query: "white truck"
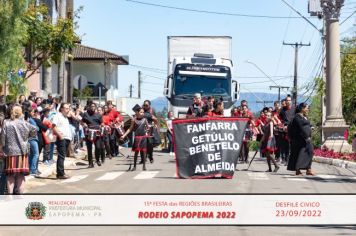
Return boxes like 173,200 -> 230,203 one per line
164,36 -> 239,118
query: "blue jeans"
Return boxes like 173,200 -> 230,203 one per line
29,140 -> 39,174
167,132 -> 173,152
49,142 -> 55,161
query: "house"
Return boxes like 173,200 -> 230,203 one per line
72,44 -> 129,102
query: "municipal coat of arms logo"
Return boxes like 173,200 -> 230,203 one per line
25,202 -> 46,220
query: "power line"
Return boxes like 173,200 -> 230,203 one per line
235,75 -> 294,78
141,88 -> 161,93
340,10 -> 356,25
142,81 -> 164,85
143,74 -> 166,80
129,64 -> 166,73
239,76 -> 292,85
274,0 -> 294,76
125,0 -> 312,19
280,0 -> 321,32
240,86 -> 264,102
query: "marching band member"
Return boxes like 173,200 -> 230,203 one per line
143,100 -> 158,164
106,101 -> 123,157
272,101 -> 283,163
208,99 -> 224,117
121,105 -> 150,171
239,105 -> 254,162
101,105 -> 113,159
81,103 -> 105,168
260,111 -> 280,172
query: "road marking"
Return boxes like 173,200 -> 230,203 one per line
95,172 -> 125,181
283,176 -> 309,181
61,175 -> 88,183
247,172 -> 269,180
134,171 -> 159,179
316,175 -> 338,179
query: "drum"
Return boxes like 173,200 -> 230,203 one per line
115,124 -> 129,145
86,128 -> 100,143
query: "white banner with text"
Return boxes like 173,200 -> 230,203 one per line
0,195 -> 355,225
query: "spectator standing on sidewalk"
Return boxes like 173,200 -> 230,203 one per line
41,108 -> 54,165
28,108 -> 41,176
52,103 -> 72,179
166,111 -> 175,156
1,105 -> 37,194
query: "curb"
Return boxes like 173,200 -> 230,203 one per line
37,157 -> 87,178
313,156 -> 356,170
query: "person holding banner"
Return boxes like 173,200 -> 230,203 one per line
210,99 -> 224,117
260,111 -> 279,172
121,105 -> 150,171
203,96 -> 215,116
186,93 -> 205,118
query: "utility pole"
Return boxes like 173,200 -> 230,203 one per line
138,71 -> 141,99
283,42 -> 311,107
129,84 -> 133,98
269,85 -> 290,102
256,100 -> 274,108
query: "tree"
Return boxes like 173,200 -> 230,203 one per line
22,1 -> 76,80
0,0 -> 27,97
341,37 -> 356,125
0,0 -> 77,101
309,77 -> 324,148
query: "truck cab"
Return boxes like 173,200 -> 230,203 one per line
164,53 -> 239,118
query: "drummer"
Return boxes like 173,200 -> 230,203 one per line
81,103 -> 105,168
100,105 -> 112,159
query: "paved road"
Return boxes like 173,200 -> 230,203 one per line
25,150 -> 356,194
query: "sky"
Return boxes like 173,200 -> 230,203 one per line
74,0 -> 355,101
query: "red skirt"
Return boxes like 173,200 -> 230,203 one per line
261,137 -> 277,154
4,154 -> 30,175
132,135 -> 148,152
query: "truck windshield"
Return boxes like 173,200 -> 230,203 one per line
174,74 -> 230,97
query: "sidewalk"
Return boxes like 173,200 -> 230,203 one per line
31,149 -> 88,179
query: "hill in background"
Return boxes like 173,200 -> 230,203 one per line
151,92 -> 306,113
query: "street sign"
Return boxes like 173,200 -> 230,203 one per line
73,74 -> 88,90
93,82 -> 108,96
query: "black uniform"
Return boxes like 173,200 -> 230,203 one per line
279,106 -> 295,163
81,112 -> 105,166
143,108 -> 155,163
287,114 -> 313,171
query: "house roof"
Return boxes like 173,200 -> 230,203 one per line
73,44 -> 129,65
